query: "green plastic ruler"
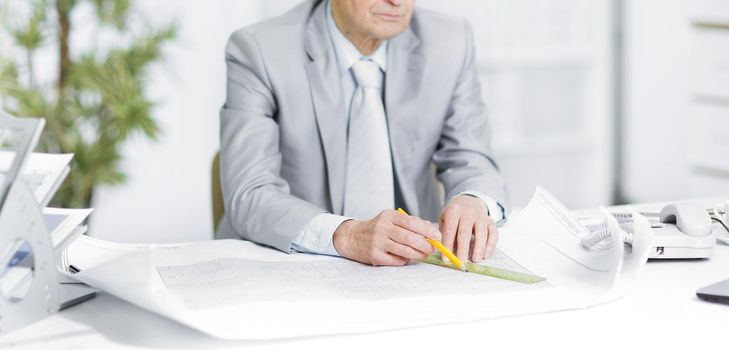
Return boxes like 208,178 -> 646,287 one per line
420,254 -> 546,284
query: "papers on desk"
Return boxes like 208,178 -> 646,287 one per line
0,152 -> 73,207
0,151 -> 91,253
0,208 -> 93,299
503,187 -> 655,301
45,208 -> 94,253
1,114 -> 97,333
0,148 -> 92,299
64,187 -> 654,340
0,150 -> 93,250
155,249 -> 548,310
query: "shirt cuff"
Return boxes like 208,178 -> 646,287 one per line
456,190 -> 506,223
291,213 -> 351,256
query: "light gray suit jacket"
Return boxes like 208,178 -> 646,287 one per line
217,0 -> 508,252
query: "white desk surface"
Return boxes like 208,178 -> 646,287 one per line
2,199 -> 728,350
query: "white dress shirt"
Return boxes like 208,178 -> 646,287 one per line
291,0 -> 504,255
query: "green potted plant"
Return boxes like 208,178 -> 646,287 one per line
0,0 -> 177,209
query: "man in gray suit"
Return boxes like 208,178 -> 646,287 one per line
217,0 -> 508,267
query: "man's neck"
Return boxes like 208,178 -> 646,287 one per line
331,1 -> 381,55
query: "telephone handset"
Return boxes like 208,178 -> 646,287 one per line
581,202 -> 719,259
650,203 -> 715,259
658,203 -> 712,236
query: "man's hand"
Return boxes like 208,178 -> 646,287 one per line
440,195 -> 498,263
332,209 -> 442,266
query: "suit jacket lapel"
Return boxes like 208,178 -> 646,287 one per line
304,1 -> 347,214
386,26 -> 425,214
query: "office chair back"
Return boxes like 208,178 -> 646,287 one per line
211,152 -> 225,233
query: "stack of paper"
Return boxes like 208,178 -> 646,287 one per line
0,155 -> 93,298
0,150 -> 94,244
63,187 -> 655,340
0,152 -> 72,207
1,112 -> 94,300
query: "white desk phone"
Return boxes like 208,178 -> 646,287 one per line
580,201 -> 729,259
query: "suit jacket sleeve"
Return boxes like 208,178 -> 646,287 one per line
432,20 -> 509,211
219,29 -> 326,252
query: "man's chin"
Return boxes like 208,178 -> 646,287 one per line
370,23 -> 410,40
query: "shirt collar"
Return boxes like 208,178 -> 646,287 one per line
326,0 -> 388,77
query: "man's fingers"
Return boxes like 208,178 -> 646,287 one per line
484,223 -> 499,259
392,211 -> 441,240
389,226 -> 434,256
440,214 -> 458,255
383,239 -> 428,261
455,216 -> 473,262
372,251 -> 409,266
472,219 -> 487,263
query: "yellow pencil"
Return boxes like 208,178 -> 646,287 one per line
396,208 -> 468,272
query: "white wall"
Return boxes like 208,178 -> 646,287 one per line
622,0 -> 729,203
419,0 -> 615,209
89,1 -> 287,243
84,0 -> 615,243
622,0 -> 692,203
